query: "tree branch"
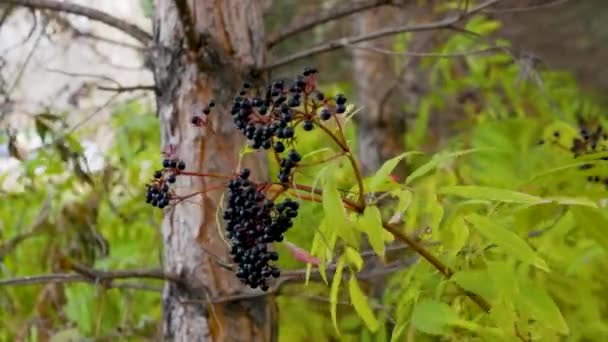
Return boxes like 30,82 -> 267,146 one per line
97,84 -> 157,93
0,268 -> 181,287
266,0 -> 393,48
2,0 -> 151,44
263,0 -> 503,70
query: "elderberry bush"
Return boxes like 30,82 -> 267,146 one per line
223,168 -> 299,290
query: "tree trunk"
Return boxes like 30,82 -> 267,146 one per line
352,5 -> 432,178
152,1 -> 275,341
352,6 -> 406,177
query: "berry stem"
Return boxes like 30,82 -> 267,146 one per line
177,171 -> 234,180
314,122 -> 366,210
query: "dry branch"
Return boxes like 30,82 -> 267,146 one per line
2,0 -> 151,44
266,0 -> 394,48
263,0 -> 503,70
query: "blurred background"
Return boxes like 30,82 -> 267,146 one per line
1,0 -> 607,341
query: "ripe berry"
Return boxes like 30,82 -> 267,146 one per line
274,141 -> 285,153
288,150 -> 301,163
283,127 -> 294,138
167,174 -> 176,183
303,121 -> 314,131
240,168 -> 251,180
336,94 -> 347,105
162,159 -> 171,168
177,161 -> 186,170
191,116 -> 203,125
316,92 -> 325,101
336,104 -> 346,114
320,108 -> 331,120
154,170 -> 163,179
203,107 -> 211,115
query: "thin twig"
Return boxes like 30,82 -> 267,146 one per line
3,0 -> 151,44
267,0 -> 392,48
97,85 -> 156,93
482,0 -> 571,13
263,0 -> 503,70
0,268 -> 181,287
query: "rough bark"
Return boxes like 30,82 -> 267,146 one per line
152,1 -> 275,341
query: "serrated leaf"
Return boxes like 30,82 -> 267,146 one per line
330,255 -> 346,335
368,151 -> 421,192
356,206 -> 384,257
349,275 -> 380,332
466,214 -> 549,271
439,185 -> 547,204
411,299 -> 458,335
517,282 -> 569,334
406,149 -> 485,185
345,246 -> 363,271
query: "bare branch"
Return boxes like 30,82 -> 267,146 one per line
97,84 -> 157,93
483,0 -> 571,13
263,0 -> 503,70
2,0 -> 151,44
266,0 -> 393,48
0,268 -> 180,287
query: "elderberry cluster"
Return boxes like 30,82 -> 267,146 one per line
223,169 -> 299,290
144,158 -> 186,209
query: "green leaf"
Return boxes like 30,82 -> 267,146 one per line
323,174 -> 346,228
517,281 -> 569,334
345,246 -> 363,271
465,214 -> 549,271
571,206 -> 608,251
349,275 -> 380,332
545,196 -> 598,208
406,149 -> 486,185
330,255 -> 346,335
452,269 -> 495,300
442,216 -> 469,259
368,151 -> 421,191
356,206 -> 385,257
439,185 -> 547,204
411,299 -> 458,335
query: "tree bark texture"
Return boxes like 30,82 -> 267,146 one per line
152,1 -> 275,341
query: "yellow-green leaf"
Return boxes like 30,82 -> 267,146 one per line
345,246 -> 364,271
517,282 -> 569,334
330,255 -> 346,334
356,206 -> 385,257
349,275 -> 380,332
440,185 -> 547,204
411,299 -> 459,335
466,214 -> 549,271
406,149 -> 485,185
368,151 -> 421,192
571,206 -> 608,251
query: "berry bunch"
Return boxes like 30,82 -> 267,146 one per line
144,158 -> 186,209
223,168 -> 299,290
